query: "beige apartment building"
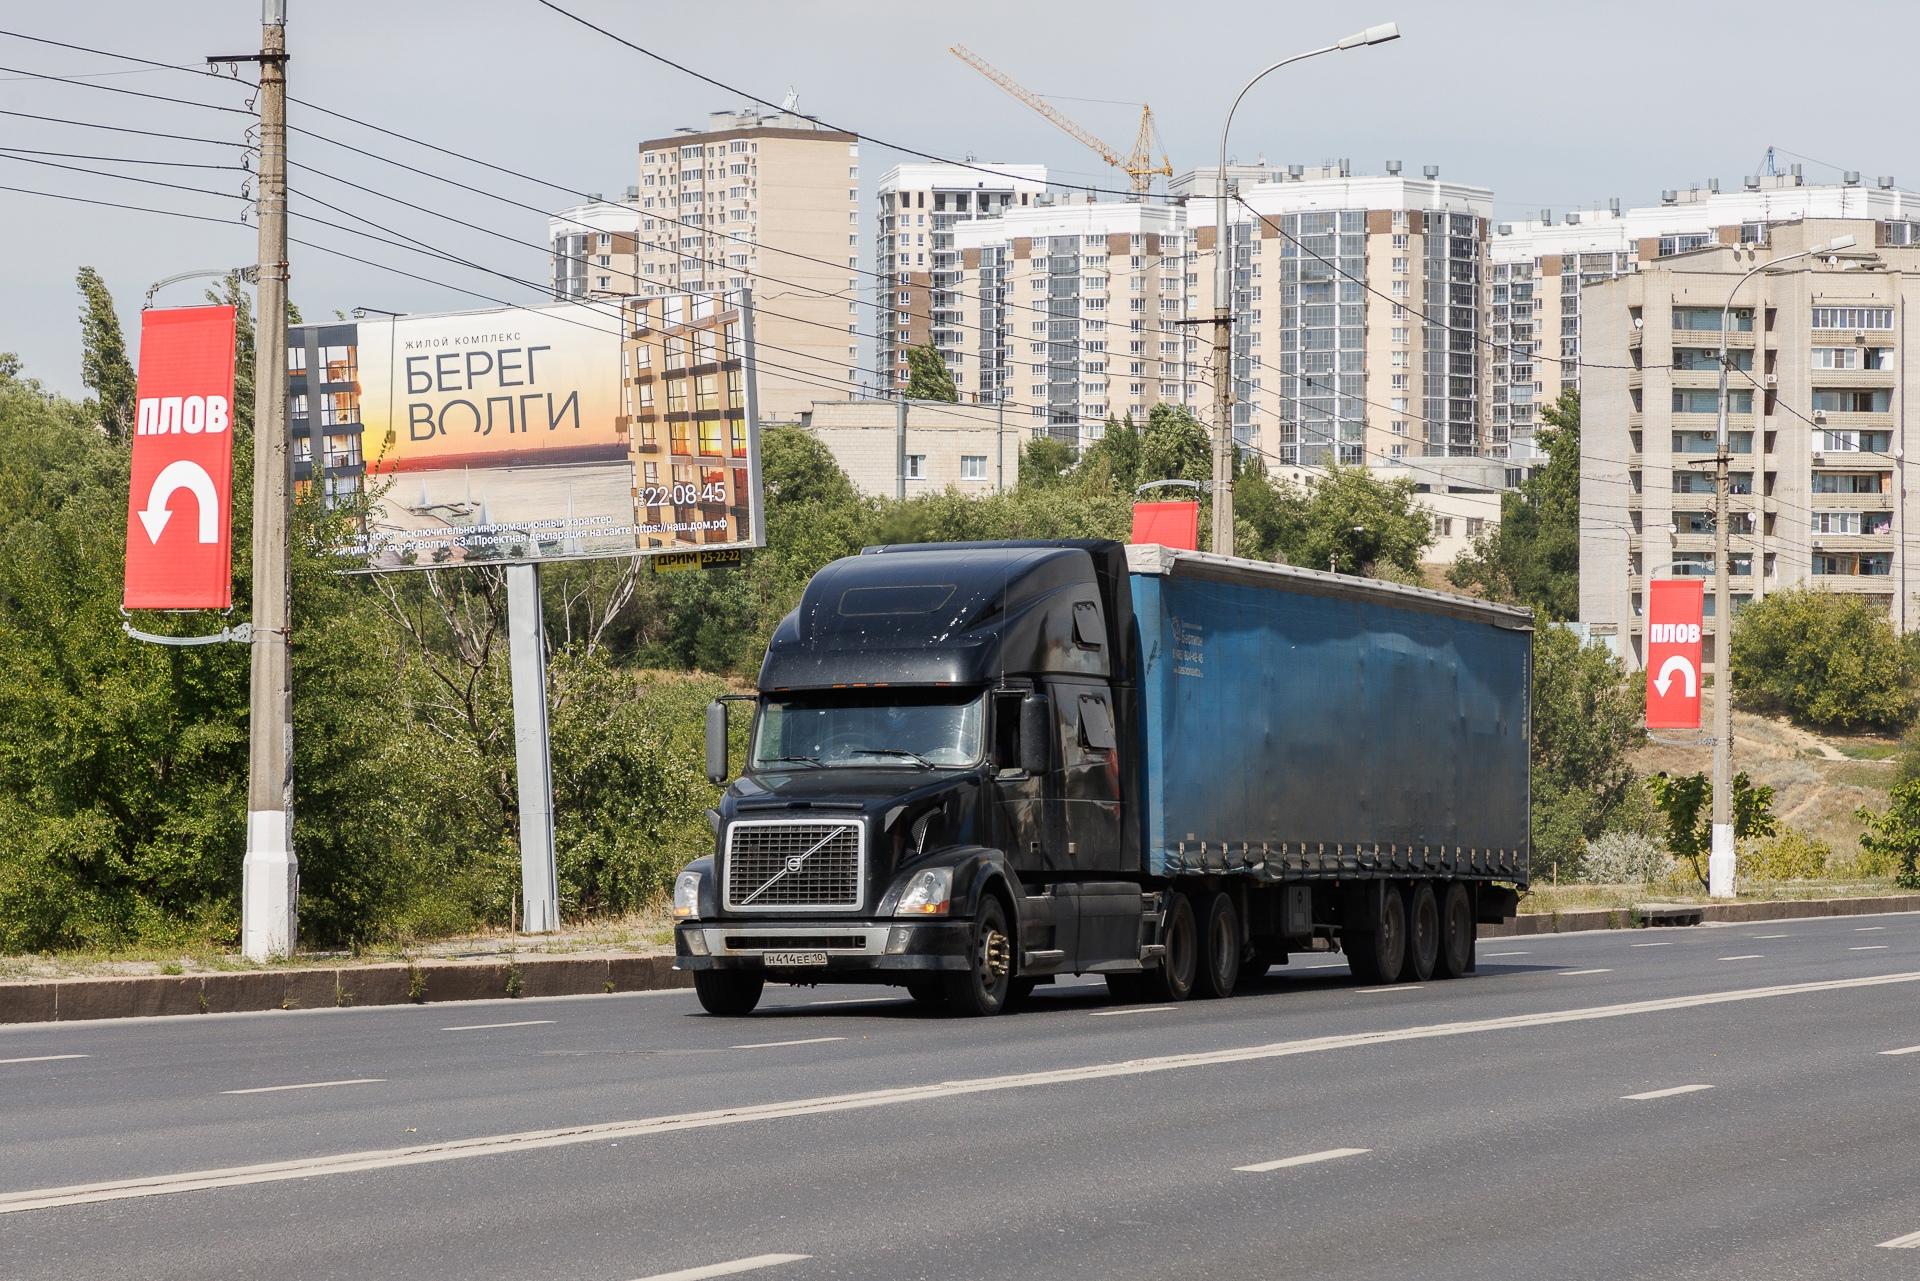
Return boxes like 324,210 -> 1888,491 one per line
1494,172 -> 1920,459
954,200 -> 1199,447
1580,217 -> 1920,670
876,163 -> 1047,402
631,109 -> 861,422
549,194 -> 642,300
799,399 -> 1020,497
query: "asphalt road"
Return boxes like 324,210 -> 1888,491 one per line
4,911 -> 1920,1281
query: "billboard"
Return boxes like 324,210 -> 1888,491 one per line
124,305 -> 238,609
1645,578 -> 1705,730
290,294 -> 763,571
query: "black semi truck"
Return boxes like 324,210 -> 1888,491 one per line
672,540 -> 1530,1016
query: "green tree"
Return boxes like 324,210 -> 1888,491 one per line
1249,463 -> 1435,576
1529,624 -> 1648,879
1019,435 -> 1078,488
1729,587 -> 1916,731
1448,389 -> 1580,617
76,266 -> 136,442
903,344 -> 958,402
759,425 -> 858,508
1647,771 -> 1777,891
1858,779 -> 1920,889
1136,403 -> 1211,488
1077,414 -> 1141,494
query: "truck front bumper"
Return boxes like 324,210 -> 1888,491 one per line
674,918 -> 973,974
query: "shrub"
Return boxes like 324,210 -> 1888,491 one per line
1858,779 -> 1920,890
1730,587 -> 1917,731
1737,828 -> 1831,881
1581,831 -> 1673,885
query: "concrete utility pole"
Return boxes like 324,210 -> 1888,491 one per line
239,0 -> 295,961
1710,234 -> 1855,899
1211,22 -> 1400,559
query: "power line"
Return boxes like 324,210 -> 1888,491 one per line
0,62 -> 252,114
527,0 -> 1174,205
0,105 -> 250,147
0,145 -> 246,171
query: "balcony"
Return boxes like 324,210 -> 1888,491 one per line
1810,450 -> 1895,470
1805,368 -> 1895,388
1806,491 -> 1893,510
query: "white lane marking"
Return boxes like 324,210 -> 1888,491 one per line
1719,955 -> 1763,961
1483,950 -> 1530,957
1851,946 -> 1890,952
1560,968 -> 1613,976
220,1078 -> 384,1096
1088,1006 -> 1175,1017
1630,942 -> 1675,948
11,969 -> 1920,1216
806,996 -> 899,1007
731,1037 -> 846,1051
1857,926 -> 1888,932
1623,1083 -> 1714,1101
629,1254 -> 811,1280
1356,985 -> 1424,994
1878,1045 -> 1920,1056
1877,1230 -> 1920,1249
1751,934 -> 1791,940
441,1019 -> 554,1032
0,1054 -> 88,1066
1235,1147 -> 1370,1173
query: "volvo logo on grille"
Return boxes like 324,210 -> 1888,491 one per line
785,856 -> 805,872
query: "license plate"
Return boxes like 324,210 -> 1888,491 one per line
763,950 -> 828,967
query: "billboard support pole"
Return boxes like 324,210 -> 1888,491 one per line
506,562 -> 560,934
239,0 -> 295,962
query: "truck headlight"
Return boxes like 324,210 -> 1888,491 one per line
672,870 -> 703,920
893,867 -> 953,916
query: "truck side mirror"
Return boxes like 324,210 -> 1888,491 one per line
1019,693 -> 1051,776
705,700 -> 730,785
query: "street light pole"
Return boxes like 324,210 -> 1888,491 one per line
1212,22 -> 1399,558
1710,233 -> 1855,899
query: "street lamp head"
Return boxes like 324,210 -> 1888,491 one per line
1814,233 -> 1858,254
1338,21 -> 1401,49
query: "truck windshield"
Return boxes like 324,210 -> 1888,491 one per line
750,690 -> 985,770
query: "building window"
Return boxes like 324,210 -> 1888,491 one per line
1812,306 -> 1894,330
960,454 -> 987,481
906,454 -> 926,479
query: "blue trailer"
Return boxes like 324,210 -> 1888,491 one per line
675,540 -> 1532,1016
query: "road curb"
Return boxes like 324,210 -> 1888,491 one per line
0,951 -> 690,1026
1482,893 -> 1920,938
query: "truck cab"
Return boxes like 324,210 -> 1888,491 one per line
673,540 -> 1147,1016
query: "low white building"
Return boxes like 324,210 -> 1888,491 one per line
798,399 -> 1021,498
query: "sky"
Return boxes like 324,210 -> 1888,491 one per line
5,0 -> 1920,398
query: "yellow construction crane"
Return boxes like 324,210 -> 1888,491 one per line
949,44 -> 1172,196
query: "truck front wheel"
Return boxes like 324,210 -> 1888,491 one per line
694,970 -> 764,1016
943,896 -> 1014,1016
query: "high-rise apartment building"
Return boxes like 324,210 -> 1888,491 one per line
954,200 -> 1198,445
1186,165 -> 1496,467
1494,173 -> 1920,457
548,193 -> 642,301
1579,217 -> 1920,671
628,109 -> 861,422
875,163 -> 1047,401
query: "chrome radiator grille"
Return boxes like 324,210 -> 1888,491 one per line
723,819 -> 864,912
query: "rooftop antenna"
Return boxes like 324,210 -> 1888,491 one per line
1762,145 -> 1778,178
780,85 -> 799,113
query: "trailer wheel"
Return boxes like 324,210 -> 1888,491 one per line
1193,892 -> 1242,999
942,895 -> 1014,1017
905,978 -> 948,1009
1345,888 -> 1406,985
1405,882 -> 1440,983
693,970 -> 764,1017
1436,882 -> 1475,979
1143,892 -> 1198,1002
